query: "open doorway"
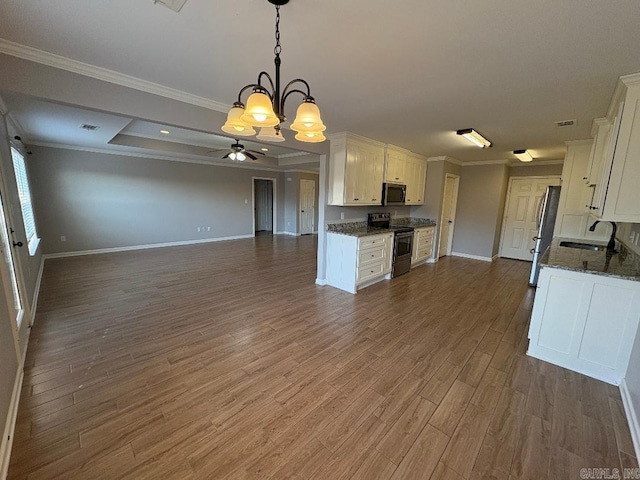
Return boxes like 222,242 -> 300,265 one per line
253,178 -> 276,235
438,173 -> 460,257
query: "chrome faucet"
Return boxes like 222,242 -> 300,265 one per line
588,220 -> 617,252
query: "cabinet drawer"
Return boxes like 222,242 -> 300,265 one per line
417,247 -> 432,260
357,261 -> 385,283
359,235 -> 390,250
358,246 -> 386,265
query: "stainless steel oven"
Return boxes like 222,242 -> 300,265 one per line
367,213 -> 414,278
392,229 -> 414,277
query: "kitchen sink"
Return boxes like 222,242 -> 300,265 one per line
559,241 -> 607,251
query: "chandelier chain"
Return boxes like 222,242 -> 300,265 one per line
274,5 -> 282,56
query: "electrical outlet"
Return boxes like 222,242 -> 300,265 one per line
60,235 -> 66,242
634,232 -> 639,246
340,212 -> 345,220
196,227 -> 201,232
206,227 -> 211,232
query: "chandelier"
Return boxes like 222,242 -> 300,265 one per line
221,0 -> 326,143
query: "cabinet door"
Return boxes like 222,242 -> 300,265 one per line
344,142 -> 384,205
385,149 -> 406,183
405,158 -> 426,205
590,102 -> 623,217
603,83 -> 640,222
411,229 -> 421,263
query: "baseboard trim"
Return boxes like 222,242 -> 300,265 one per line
315,278 -> 327,286
426,258 -> 438,263
278,232 -> 301,237
620,379 -> 640,460
451,252 -> 495,262
42,234 -> 255,259
0,366 -> 25,480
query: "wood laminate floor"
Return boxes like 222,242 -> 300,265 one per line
8,234 -> 639,479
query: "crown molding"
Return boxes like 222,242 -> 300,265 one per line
461,159 -> 510,167
283,169 -> 320,175
565,139 -> 593,146
426,156 -> 463,165
28,141 -> 287,172
0,39 -> 231,113
326,132 -> 386,148
510,159 -> 564,167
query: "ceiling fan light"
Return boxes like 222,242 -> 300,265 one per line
513,149 -> 534,162
295,130 -> 326,143
256,126 -> 286,142
290,100 -> 326,132
236,152 -> 246,161
240,91 -> 279,127
221,105 -> 256,136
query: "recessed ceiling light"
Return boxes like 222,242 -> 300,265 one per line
160,129 -> 170,135
261,148 -> 269,152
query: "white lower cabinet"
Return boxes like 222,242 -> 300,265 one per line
528,267 -> 640,385
326,232 -> 394,294
411,226 -> 435,266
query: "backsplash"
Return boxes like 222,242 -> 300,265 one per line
618,223 -> 640,256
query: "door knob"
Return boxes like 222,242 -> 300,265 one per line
13,241 -> 23,247
530,248 -> 535,254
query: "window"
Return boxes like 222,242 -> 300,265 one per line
10,146 -> 39,255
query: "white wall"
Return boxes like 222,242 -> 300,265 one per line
28,146 -> 287,254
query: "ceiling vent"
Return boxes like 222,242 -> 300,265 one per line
79,124 -> 100,131
153,0 -> 187,12
555,119 -> 576,127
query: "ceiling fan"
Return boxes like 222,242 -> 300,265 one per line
210,139 -> 266,161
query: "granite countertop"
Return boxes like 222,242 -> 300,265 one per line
540,237 -> 640,282
327,217 -> 437,237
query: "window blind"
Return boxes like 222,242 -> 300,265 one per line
10,147 -> 39,251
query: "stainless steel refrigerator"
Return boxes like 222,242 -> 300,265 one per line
529,185 -> 562,286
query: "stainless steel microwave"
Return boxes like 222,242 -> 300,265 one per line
382,182 -> 406,206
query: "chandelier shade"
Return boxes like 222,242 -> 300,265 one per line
220,1 -> 326,143
221,104 -> 257,136
295,131 -> 326,143
257,126 -> 286,142
290,100 -> 326,133
240,90 -> 280,127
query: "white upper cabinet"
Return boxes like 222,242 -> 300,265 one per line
584,117 -> 611,187
384,145 -> 426,205
600,78 -> 640,222
384,145 -> 408,184
405,153 -> 427,205
329,133 -> 427,207
328,133 -> 385,206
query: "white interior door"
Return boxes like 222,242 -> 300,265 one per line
299,179 -> 315,235
499,177 -> 561,261
0,189 -> 23,338
438,174 -> 459,257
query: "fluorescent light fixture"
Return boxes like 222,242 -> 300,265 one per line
153,0 -> 188,13
513,149 -> 534,162
160,129 -> 170,135
261,148 -> 269,152
456,128 -> 492,148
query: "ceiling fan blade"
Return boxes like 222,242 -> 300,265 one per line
246,152 -> 258,161
247,150 -> 266,156
221,153 -> 230,159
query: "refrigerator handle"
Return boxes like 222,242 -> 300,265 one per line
535,191 -> 547,230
